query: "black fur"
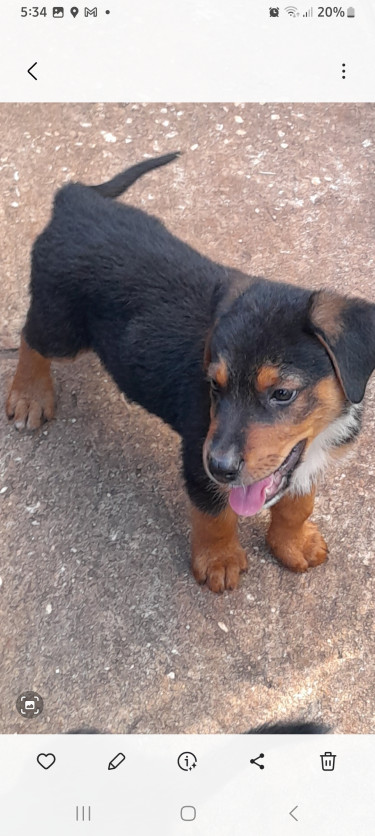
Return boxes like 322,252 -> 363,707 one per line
246,721 -> 329,734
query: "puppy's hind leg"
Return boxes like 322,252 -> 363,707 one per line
7,284 -> 88,431
6,333 -> 55,431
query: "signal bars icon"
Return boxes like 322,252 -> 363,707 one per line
303,6 -> 313,15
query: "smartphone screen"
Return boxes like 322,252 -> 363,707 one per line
0,2 -> 374,833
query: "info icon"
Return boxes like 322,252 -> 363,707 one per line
178,752 -> 197,772
16,691 -> 44,718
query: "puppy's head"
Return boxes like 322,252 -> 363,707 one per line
203,279 -> 375,516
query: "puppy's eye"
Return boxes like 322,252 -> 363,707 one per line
210,379 -> 220,395
270,388 -> 298,404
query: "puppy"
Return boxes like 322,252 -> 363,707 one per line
6,153 -> 375,592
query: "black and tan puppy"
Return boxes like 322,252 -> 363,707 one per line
6,153 -> 375,592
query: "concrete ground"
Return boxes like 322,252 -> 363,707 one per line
0,103 -> 374,735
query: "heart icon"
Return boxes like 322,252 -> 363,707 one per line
37,753 -> 56,770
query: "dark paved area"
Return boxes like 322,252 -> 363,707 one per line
0,103 -> 374,734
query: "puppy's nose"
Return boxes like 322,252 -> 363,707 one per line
207,449 -> 243,483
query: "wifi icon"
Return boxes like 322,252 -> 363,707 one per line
285,5 -> 299,15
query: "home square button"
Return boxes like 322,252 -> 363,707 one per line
181,806 -> 196,821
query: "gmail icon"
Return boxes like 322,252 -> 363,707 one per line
84,6 -> 98,15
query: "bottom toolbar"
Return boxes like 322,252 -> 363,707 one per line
0,734 -> 373,835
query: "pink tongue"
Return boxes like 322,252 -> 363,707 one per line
229,475 -> 275,517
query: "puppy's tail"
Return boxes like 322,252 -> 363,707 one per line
90,152 -> 181,199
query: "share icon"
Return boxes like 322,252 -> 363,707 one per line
250,753 -> 265,769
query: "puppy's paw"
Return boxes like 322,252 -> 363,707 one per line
301,522 -> 328,567
6,378 -> 55,431
267,521 -> 328,573
192,543 -> 248,593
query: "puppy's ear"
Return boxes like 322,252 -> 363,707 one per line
204,271 -> 250,371
308,290 -> 375,404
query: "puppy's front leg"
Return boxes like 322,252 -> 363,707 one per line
191,504 -> 248,593
266,489 -> 328,572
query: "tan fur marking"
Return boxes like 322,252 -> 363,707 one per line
207,358 -> 228,388
242,376 -> 345,481
256,365 -> 280,392
191,504 -> 247,592
215,360 -> 228,388
267,489 -> 328,572
6,335 -> 55,431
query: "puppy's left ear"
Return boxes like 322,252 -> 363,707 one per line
308,290 -> 375,404
203,270 -> 254,371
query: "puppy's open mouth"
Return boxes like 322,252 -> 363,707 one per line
229,439 -> 306,517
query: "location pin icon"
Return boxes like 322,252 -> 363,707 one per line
70,6 -> 79,16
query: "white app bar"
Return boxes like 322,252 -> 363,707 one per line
1,1 -> 375,101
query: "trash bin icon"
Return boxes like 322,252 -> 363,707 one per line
321,752 -> 336,771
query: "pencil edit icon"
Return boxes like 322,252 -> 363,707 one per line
108,752 -> 126,770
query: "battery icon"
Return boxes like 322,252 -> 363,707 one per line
347,6 -> 355,16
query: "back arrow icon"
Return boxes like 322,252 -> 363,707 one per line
289,805 -> 299,821
28,62 -> 38,80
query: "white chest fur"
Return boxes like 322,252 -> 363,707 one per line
289,402 -> 363,497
